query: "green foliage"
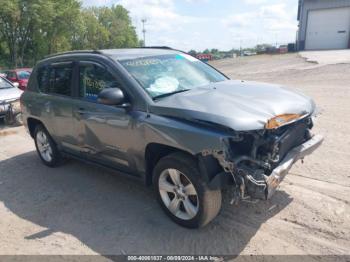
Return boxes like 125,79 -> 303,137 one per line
76,5 -> 138,50
0,0 -> 139,68
255,44 -> 273,52
188,50 -> 197,57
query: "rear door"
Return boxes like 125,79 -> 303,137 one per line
35,62 -> 80,152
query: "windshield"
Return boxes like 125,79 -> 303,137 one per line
17,71 -> 30,80
119,54 -> 227,99
0,77 -> 13,89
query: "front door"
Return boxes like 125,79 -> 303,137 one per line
72,61 -> 135,173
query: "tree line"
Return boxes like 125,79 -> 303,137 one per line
0,0 -> 140,68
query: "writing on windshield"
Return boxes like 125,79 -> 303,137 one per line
120,54 -> 226,99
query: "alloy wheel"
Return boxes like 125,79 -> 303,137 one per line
36,131 -> 53,162
158,168 -> 199,220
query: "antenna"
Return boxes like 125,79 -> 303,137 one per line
141,18 -> 147,47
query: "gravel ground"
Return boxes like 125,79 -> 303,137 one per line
0,53 -> 349,256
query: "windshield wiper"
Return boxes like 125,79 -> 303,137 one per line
153,89 -> 190,100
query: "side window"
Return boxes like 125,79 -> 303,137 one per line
37,67 -> 50,92
79,63 -> 120,102
37,64 -> 73,96
49,66 -> 73,96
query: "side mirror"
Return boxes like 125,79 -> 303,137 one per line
13,82 -> 20,88
97,88 -> 126,106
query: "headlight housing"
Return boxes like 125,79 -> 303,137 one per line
265,114 -> 304,129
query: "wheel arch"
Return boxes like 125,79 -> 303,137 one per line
27,117 -> 44,138
144,142 -> 223,187
144,143 -> 197,186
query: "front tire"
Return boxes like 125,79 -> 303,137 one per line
34,125 -> 62,167
153,152 -> 222,228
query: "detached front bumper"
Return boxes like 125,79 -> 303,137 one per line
0,103 -> 10,118
0,100 -> 21,118
266,134 -> 324,199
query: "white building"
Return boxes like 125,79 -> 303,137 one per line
297,0 -> 350,50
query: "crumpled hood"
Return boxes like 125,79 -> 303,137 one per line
150,80 -> 315,131
0,87 -> 23,102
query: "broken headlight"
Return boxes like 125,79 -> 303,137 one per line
265,114 -> 304,129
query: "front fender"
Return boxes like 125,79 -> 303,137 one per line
136,114 -> 235,184
141,114 -> 230,155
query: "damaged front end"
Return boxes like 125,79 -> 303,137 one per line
202,116 -> 323,202
0,98 -> 22,125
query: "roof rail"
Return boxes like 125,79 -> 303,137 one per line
43,47 -> 189,60
143,46 -> 173,50
44,50 -> 102,59
142,46 -> 189,55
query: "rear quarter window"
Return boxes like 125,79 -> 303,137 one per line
37,66 -> 50,93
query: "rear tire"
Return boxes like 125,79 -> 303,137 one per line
34,125 -> 62,167
153,152 -> 222,228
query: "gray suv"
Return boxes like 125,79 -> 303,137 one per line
21,48 -> 323,228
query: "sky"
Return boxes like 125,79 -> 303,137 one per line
82,0 -> 299,51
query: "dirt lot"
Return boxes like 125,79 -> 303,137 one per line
0,53 -> 349,256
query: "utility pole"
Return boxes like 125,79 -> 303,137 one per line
275,33 -> 278,47
141,19 -> 147,47
239,38 -> 242,56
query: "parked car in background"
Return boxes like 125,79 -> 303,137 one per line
21,48 -> 323,228
278,45 -> 288,54
196,53 -> 212,62
243,51 -> 257,56
0,76 -> 23,124
6,68 -> 32,90
0,70 -> 7,78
